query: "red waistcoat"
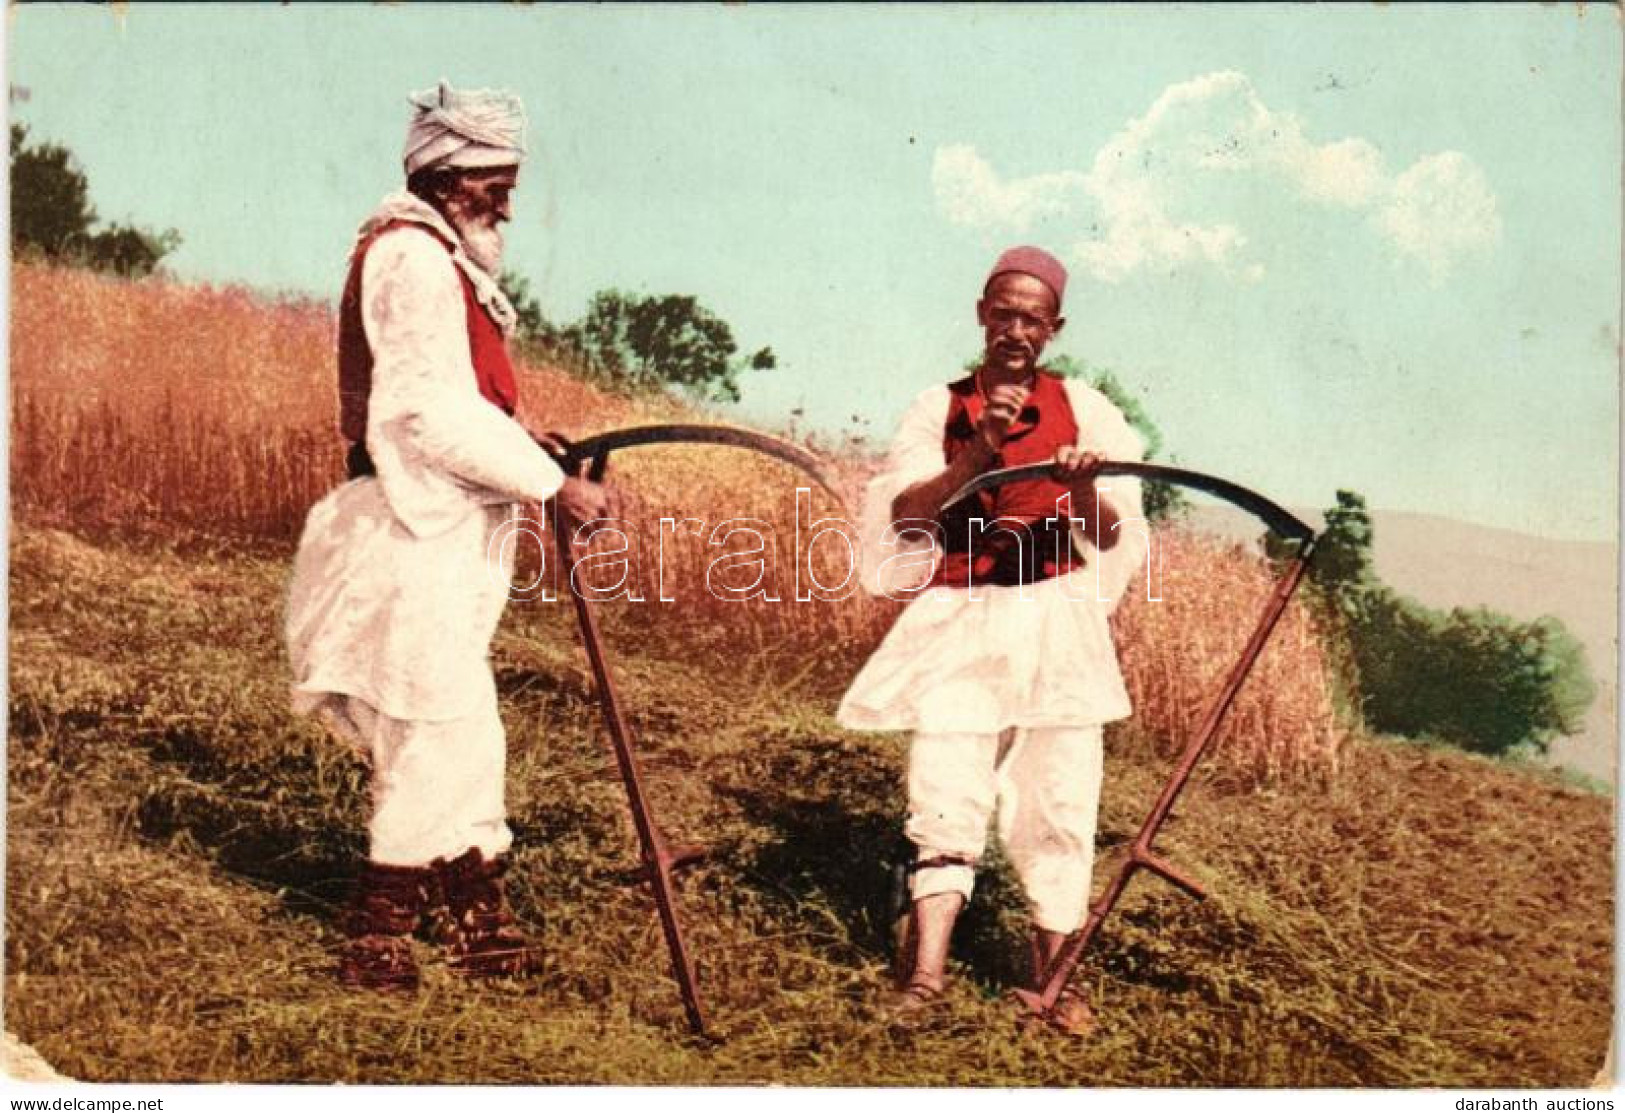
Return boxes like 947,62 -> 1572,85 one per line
930,369 -> 1081,589
337,220 -> 519,447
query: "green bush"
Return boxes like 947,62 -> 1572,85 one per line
1285,489 -> 1598,757
497,271 -> 774,404
1354,592 -> 1595,757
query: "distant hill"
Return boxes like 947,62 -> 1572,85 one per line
1188,506 -> 1618,783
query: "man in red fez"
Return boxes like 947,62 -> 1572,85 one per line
839,246 -> 1150,1035
286,83 -> 614,992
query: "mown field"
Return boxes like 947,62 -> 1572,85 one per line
5,263 -> 1614,1085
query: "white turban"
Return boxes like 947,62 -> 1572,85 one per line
402,81 -> 527,176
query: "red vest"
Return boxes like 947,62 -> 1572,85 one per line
931,369 -> 1081,589
337,220 -> 519,447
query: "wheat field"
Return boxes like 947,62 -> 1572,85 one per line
10,260 -> 1347,782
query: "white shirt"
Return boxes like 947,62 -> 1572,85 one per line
285,199 -> 565,723
837,378 -> 1150,733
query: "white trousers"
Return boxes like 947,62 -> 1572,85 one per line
321,693 -> 514,868
906,726 -> 1104,933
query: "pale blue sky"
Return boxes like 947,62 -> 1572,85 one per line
7,4 -> 1620,541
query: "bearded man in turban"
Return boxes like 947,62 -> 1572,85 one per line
286,82 -> 612,992
838,247 -> 1150,1035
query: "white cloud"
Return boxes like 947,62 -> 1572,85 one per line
1291,137 -> 1387,208
1373,152 -> 1503,282
931,144 -> 1083,232
1073,207 -> 1248,284
931,70 -> 1500,283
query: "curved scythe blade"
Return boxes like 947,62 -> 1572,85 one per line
554,423 -> 840,500
943,459 -> 1315,543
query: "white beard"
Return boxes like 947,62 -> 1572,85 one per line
458,220 -> 505,277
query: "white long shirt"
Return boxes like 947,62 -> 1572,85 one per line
286,197 -> 565,723
836,379 -> 1150,734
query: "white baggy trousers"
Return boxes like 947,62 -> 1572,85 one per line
321,690 -> 513,868
906,725 -> 1104,933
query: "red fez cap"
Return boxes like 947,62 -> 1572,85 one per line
986,245 -> 1068,307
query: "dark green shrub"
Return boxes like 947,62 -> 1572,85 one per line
1355,592 -> 1595,757
11,124 -> 179,277
1282,489 -> 1598,757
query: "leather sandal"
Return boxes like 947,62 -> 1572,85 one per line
879,975 -> 949,1029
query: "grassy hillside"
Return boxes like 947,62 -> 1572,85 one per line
7,523 -> 1612,1086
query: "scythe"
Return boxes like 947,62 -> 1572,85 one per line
541,425 -> 840,1040
937,460 -> 1319,1031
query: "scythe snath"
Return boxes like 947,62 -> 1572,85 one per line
542,425 -> 840,1040
939,460 -> 1319,1031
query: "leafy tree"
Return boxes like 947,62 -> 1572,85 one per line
495,275 -> 774,403
1266,488 -> 1376,618
498,268 -> 549,342
81,222 -> 181,279
10,123 -> 179,277
1314,489 -> 1377,590
497,268 -> 598,379
11,123 -> 93,258
572,289 -> 774,403
1356,593 -> 1595,757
